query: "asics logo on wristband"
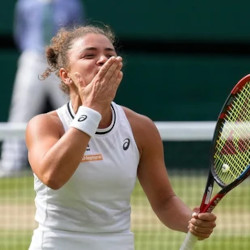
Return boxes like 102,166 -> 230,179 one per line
78,115 -> 87,122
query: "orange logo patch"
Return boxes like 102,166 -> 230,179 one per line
81,154 -> 103,162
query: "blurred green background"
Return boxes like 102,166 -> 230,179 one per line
1,0 -> 250,169
1,0 -> 250,122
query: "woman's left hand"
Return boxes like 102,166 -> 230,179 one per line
188,211 -> 217,240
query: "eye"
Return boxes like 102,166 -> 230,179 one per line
84,54 -> 95,59
106,54 -> 117,59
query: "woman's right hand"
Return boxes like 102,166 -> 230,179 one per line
75,56 -> 123,113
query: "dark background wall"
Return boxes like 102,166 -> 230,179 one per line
82,0 -> 250,121
1,0 -> 250,167
1,0 -> 250,121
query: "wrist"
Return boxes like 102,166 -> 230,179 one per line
70,106 -> 102,137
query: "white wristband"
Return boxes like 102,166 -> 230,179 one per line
70,106 -> 102,137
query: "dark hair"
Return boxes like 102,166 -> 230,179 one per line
41,24 -> 116,94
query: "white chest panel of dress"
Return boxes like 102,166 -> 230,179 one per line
34,102 -> 140,235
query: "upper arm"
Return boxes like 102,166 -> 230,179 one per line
125,110 -> 176,211
26,114 -> 62,170
26,112 -> 91,189
125,108 -> 193,231
137,118 -> 175,209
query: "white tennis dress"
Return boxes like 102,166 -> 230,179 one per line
29,102 -> 140,250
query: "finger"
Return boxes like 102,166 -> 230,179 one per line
189,221 -> 215,232
117,70 -> 123,82
108,60 -> 123,85
188,222 -> 214,240
109,70 -> 123,96
198,212 -> 217,221
192,207 -> 200,214
189,227 -> 213,240
102,57 -> 123,83
73,72 -> 85,87
189,218 -> 216,229
191,211 -> 199,219
97,56 -> 118,79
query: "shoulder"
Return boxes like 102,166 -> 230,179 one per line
122,106 -> 156,130
26,111 -> 64,141
27,110 -> 61,127
121,106 -> 162,153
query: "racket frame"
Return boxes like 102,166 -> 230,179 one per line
201,74 -> 250,213
180,74 -> 250,250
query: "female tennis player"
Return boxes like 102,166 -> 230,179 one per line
26,24 -> 216,250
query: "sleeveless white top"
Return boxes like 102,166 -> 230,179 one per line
29,102 -> 140,250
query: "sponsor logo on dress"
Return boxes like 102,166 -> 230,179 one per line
123,138 -> 130,150
81,154 -> 103,162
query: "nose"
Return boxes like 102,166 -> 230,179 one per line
96,55 -> 108,65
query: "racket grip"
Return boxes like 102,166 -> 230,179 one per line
179,231 -> 198,250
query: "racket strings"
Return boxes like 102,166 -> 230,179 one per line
214,82 -> 250,185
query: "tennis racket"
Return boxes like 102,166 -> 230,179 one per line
180,74 -> 250,250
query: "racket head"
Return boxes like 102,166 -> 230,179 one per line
210,74 -> 250,188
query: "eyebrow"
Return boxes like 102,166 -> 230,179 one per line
82,47 -> 116,52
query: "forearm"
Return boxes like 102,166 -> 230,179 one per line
153,195 -> 192,233
32,128 -> 90,189
27,105 -> 102,189
154,195 -> 216,240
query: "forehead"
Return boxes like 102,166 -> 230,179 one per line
71,33 -> 115,51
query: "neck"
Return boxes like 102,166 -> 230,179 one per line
70,97 -> 112,129
98,105 -> 112,129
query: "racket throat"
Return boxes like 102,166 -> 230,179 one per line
200,184 -> 213,212
203,193 -> 224,213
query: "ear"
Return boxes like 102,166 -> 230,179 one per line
59,68 -> 73,85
